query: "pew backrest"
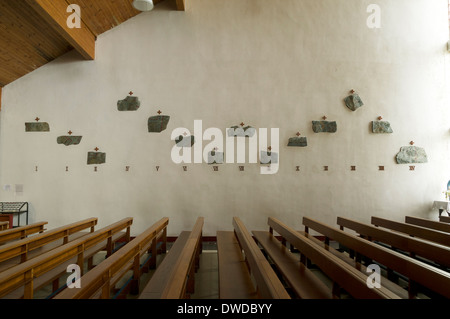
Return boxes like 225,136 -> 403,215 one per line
54,217 -> 169,299
0,222 -> 48,245
0,217 -> 98,264
232,217 -> 290,299
306,217 -> 450,298
268,217 -> 400,299
372,216 -> 450,247
0,217 -> 133,299
405,216 -> 450,234
337,216 -> 450,269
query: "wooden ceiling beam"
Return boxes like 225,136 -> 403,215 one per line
25,0 -> 95,60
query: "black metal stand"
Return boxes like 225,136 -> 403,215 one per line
0,202 -> 28,227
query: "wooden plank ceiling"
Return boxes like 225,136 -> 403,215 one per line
0,0 -> 180,88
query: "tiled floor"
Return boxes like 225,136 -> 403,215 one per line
191,250 -> 219,299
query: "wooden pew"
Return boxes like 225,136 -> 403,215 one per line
0,218 -> 98,272
139,217 -> 204,299
337,216 -> 450,270
252,230 -> 332,299
405,216 -> 450,233
305,217 -> 450,299
439,216 -> 450,223
54,217 -> 169,299
262,217 -> 400,299
216,231 -> 258,299
372,216 -> 450,247
0,222 -> 8,231
228,217 -> 290,299
0,222 -> 48,245
0,217 -> 133,299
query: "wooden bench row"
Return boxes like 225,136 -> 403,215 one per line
0,217 -> 133,299
4,213 -> 449,299
218,217 -> 398,299
258,217 -> 400,299
55,217 -> 169,299
0,221 -> 48,245
337,217 -> 450,271
228,217 -> 291,299
53,217 -> 204,299
0,218 -> 98,272
218,215 -> 450,299
314,217 -> 450,298
0,215 -> 207,299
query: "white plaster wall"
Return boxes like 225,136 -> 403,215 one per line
0,0 -> 449,236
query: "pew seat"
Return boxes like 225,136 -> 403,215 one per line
139,217 -> 204,299
216,231 -> 257,299
252,230 -> 332,299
